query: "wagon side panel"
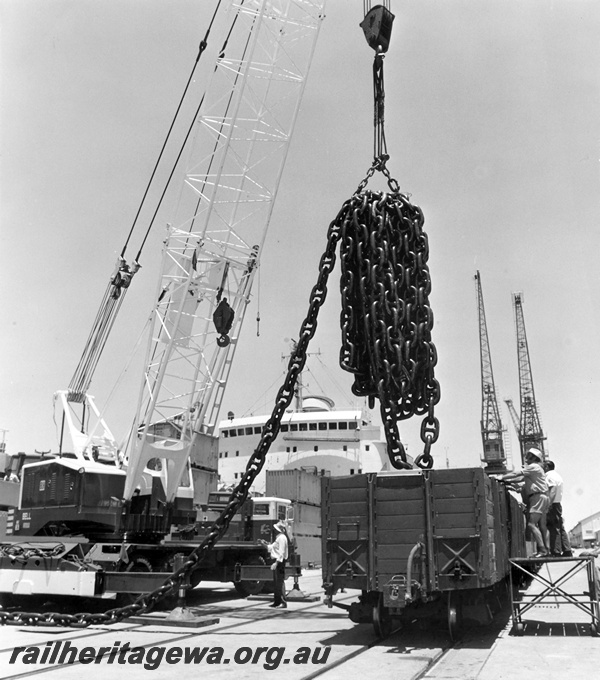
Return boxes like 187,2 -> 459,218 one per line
372,472 -> 429,608
322,474 -> 372,593
430,467 -> 501,591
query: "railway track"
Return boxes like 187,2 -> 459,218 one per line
0,581 -> 470,680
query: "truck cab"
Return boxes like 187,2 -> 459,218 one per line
196,493 -> 293,544
248,496 -> 294,543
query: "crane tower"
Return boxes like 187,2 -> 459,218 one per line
52,1 -> 326,508
474,272 -> 506,473
123,0 -> 326,502
513,292 -> 546,464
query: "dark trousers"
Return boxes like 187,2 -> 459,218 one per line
273,561 -> 286,605
547,502 -> 571,555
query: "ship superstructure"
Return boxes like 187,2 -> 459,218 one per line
218,394 -> 389,493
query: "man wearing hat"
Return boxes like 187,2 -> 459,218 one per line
260,521 -> 289,608
544,460 -> 573,557
501,447 -> 550,557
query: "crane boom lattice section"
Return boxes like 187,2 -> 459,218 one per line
505,398 -> 520,438
124,0 -> 326,502
513,292 -> 545,464
475,271 -> 505,471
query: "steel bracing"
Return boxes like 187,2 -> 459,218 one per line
504,398 -> 520,438
513,292 -> 545,464
124,0 -> 326,501
475,272 -> 506,471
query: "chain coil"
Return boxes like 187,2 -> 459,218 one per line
339,159 -> 440,469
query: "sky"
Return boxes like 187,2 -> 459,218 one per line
1,0 -> 599,530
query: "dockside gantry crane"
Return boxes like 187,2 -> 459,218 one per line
474,272 -> 506,473
512,292 -> 546,464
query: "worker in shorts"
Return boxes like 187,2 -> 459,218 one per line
502,447 -> 550,557
544,460 -> 573,557
261,521 -> 289,608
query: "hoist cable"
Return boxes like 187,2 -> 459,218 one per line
373,53 -> 388,160
256,262 -> 261,336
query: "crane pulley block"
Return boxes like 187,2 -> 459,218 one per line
213,297 -> 235,347
360,4 -> 395,54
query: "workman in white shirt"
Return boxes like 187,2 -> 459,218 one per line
260,520 -> 289,608
544,460 -> 573,557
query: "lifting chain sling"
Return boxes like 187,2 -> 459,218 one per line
0,1 -> 439,628
338,168 -> 440,470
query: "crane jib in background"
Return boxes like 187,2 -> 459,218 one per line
475,271 -> 507,474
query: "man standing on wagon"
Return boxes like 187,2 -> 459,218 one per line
501,447 -> 550,557
544,460 -> 573,557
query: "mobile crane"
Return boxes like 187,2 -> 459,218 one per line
0,0 -> 325,607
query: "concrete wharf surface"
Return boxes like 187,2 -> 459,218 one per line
0,557 -> 599,680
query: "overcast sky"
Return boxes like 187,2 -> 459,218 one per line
1,0 -> 599,528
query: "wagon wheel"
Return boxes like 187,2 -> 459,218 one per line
447,591 -> 463,641
372,593 -> 393,638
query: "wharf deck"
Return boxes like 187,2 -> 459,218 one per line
0,559 -> 599,680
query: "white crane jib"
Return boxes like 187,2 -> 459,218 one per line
123,0 -> 326,503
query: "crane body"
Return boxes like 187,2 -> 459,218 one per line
0,0 -> 325,602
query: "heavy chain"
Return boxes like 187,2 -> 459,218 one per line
0,543 -> 66,563
0,210 -> 344,629
0,160 -> 438,627
340,159 -> 440,469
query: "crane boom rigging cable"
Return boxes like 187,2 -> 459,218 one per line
122,5 -> 257,445
122,0 -> 225,260
67,1 -> 228,402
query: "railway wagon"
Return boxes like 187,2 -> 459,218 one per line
321,467 -> 527,638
